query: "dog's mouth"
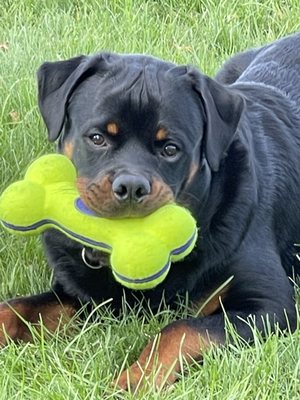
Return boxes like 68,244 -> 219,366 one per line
76,175 -> 174,219
78,173 -> 175,271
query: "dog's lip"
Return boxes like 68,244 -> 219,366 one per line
76,197 -> 150,219
89,207 -> 158,219
77,197 -> 172,219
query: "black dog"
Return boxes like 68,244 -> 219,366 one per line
1,33 -> 300,390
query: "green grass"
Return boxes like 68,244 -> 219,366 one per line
1,0 -> 300,398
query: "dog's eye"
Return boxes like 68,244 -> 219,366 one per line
89,133 -> 106,147
162,143 -> 179,158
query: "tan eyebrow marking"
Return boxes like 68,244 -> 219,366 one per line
155,128 -> 168,141
106,122 -> 119,136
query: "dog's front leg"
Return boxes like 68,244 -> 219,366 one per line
0,291 -> 77,345
115,265 -> 296,392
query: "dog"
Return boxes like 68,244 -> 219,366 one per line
1,33 -> 300,391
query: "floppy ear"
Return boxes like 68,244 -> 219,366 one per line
188,69 -> 245,172
37,55 -> 101,141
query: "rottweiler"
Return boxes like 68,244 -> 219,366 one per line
1,33 -> 300,390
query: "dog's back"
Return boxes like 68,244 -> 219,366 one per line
218,34 -> 300,275
215,48 -> 261,84
237,33 -> 300,106
217,33 -> 300,104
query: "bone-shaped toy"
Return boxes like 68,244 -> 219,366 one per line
0,154 -> 198,290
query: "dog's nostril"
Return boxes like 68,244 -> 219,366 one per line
136,186 -> 147,199
114,184 -> 129,200
112,174 -> 151,203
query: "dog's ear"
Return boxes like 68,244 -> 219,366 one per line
37,55 -> 86,141
188,69 -> 245,172
37,55 -> 100,141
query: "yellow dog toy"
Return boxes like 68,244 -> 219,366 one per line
0,154 -> 198,290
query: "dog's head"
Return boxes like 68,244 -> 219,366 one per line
37,53 -> 244,218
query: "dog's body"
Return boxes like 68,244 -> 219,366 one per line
1,33 -> 300,389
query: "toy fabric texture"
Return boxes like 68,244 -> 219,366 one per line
0,154 -> 198,290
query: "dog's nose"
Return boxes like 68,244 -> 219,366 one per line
112,174 -> 151,203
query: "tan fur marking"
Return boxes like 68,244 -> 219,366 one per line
116,322 -> 222,391
187,163 -> 199,184
63,141 -> 74,159
0,300 -> 76,345
77,175 -> 174,218
155,128 -> 168,141
107,122 -> 119,136
193,281 -> 231,317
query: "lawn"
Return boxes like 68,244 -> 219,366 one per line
1,0 -> 300,398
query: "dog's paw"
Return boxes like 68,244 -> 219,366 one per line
114,320 -> 210,392
114,358 -> 177,393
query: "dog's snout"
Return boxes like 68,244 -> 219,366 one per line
112,174 -> 151,203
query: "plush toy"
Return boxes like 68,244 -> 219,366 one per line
0,154 -> 198,290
